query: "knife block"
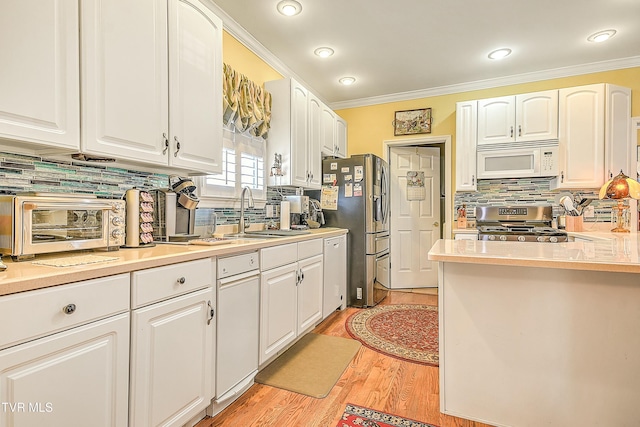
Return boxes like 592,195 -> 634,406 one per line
565,215 -> 583,232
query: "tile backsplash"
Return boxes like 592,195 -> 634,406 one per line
0,151 -> 294,229
454,177 -> 618,224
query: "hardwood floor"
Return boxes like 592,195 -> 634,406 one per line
196,290 -> 493,427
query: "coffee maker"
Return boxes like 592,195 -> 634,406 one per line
283,195 -> 309,228
150,189 -> 199,242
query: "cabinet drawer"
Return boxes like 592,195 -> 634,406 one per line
132,258 -> 214,308
298,238 -> 323,259
0,274 -> 129,350
261,243 -> 297,271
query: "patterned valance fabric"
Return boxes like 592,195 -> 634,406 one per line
223,63 -> 272,139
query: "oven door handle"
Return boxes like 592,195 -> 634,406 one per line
23,203 -> 116,211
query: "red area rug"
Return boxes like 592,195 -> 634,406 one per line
337,403 -> 439,427
345,304 -> 438,366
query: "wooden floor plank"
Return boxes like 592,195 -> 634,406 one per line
196,290 -> 493,427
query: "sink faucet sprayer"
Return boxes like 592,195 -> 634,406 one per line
239,186 -> 255,233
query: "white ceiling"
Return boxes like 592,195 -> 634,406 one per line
209,0 -> 640,109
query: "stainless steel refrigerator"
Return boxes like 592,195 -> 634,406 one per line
313,154 -> 390,307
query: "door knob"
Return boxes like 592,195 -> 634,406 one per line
433,222 -> 439,227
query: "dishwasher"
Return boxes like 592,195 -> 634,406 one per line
214,251 -> 260,411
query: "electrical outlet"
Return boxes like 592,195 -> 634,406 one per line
356,287 -> 363,299
583,205 -> 595,218
266,205 -> 274,217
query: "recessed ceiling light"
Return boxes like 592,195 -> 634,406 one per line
587,29 -> 616,43
314,47 -> 335,58
339,77 -> 356,86
488,48 -> 512,60
277,0 -> 302,16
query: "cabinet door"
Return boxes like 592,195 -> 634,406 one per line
477,96 -> 515,145
260,263 -> 298,365
455,101 -> 478,191
323,235 -> 346,319
168,0 -> 223,174
81,0 -> 168,164
297,254 -> 324,335
307,94 -> 322,188
604,85 -> 632,181
320,104 -> 336,155
335,116 -> 348,158
291,81 -> 310,187
0,314 -> 129,427
130,288 -> 214,427
515,90 -> 558,142
553,84 -> 605,189
0,0 -> 79,151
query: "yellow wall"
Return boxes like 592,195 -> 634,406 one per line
222,31 -> 282,85
337,67 -> 640,158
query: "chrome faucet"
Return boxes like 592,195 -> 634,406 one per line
238,186 -> 255,234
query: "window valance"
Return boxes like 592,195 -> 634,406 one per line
223,63 -> 272,140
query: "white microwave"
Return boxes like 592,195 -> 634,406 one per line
477,144 -> 558,179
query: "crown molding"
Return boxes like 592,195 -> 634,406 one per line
205,2 -> 639,111
329,56 -> 640,110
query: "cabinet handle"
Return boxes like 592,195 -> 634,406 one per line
177,277 -> 186,284
62,303 -> 76,315
561,171 -> 564,183
518,125 -> 522,137
609,170 -> 613,179
207,300 -> 214,325
472,175 -> 475,185
162,133 -> 169,154
174,136 -> 181,157
510,126 -> 514,138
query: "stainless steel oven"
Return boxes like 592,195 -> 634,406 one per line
0,194 -> 125,260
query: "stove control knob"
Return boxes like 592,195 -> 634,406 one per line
488,235 -> 496,241
517,236 -> 526,242
549,236 -> 558,243
500,235 -> 507,241
537,236 -> 545,242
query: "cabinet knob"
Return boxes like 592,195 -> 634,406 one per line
177,277 -> 186,284
62,303 -> 76,315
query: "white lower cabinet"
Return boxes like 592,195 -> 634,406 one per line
323,235 -> 347,319
129,258 -> 215,427
259,239 -> 323,365
0,274 -> 130,427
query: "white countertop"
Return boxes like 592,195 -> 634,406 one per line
0,228 -> 348,297
429,232 -> 640,274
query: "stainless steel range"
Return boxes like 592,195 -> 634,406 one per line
476,205 -> 568,243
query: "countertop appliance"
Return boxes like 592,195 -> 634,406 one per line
312,154 -> 390,307
214,252 -> 260,411
123,189 -> 156,247
150,189 -> 198,242
476,205 -> 568,242
0,193 -> 125,260
283,195 -> 309,228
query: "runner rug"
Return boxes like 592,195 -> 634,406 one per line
337,403 -> 439,427
254,333 -> 361,398
345,304 -> 439,366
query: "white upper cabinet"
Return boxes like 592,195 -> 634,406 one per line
335,115 -> 348,158
551,83 -> 632,189
266,78 -> 323,189
455,101 -> 478,192
477,90 -> 558,145
81,0 -> 222,174
0,0 -> 80,152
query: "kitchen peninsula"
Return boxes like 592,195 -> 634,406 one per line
428,237 -> 640,427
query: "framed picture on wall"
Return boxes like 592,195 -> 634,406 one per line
393,108 -> 432,136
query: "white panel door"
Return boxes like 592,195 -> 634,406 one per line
260,263 -> 298,365
0,0 -> 79,150
477,96 -> 515,145
291,80 -> 309,187
515,90 -> 558,142
335,116 -> 348,158
307,94 -> 322,188
130,288 -> 214,427
390,147 -> 440,288
297,254 -> 323,335
168,0 -> 223,173
81,0 -> 168,164
0,314 -> 130,427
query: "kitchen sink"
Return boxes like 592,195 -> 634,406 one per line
244,229 -> 311,237
223,233 -> 284,239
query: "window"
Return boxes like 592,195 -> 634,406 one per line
197,128 -> 266,203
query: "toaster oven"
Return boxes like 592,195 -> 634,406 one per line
0,193 -> 125,261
